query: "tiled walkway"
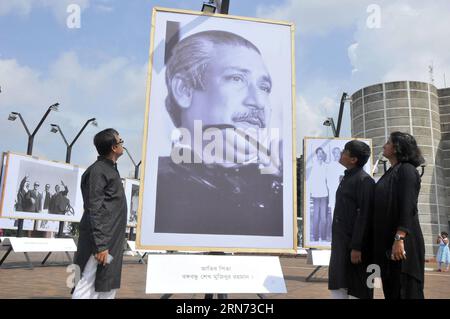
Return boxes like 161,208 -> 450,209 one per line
0,251 -> 448,299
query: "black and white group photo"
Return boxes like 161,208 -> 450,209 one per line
0,153 -> 85,222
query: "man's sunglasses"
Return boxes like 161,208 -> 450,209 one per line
115,139 -> 124,145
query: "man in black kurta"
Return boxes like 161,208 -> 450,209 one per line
72,128 -> 127,298
328,140 -> 374,299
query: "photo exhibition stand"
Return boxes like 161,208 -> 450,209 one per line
1,108 -> 80,268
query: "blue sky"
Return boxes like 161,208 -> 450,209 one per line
1,0 -> 449,177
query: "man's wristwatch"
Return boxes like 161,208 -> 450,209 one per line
394,234 -> 405,241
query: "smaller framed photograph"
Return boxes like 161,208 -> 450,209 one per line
0,152 -> 85,223
303,137 -> 373,249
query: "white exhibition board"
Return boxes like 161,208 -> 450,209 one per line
0,218 -> 35,231
36,220 -> 71,233
1,237 -> 77,252
127,240 -> 165,254
146,255 -> 286,294
311,250 -> 331,266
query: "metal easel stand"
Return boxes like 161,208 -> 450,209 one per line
304,248 -> 328,282
305,266 -> 322,282
0,246 -> 34,270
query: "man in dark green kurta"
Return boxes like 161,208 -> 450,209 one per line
72,128 -> 127,299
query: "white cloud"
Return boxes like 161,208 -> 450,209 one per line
256,0 -> 366,35
319,97 -> 337,114
296,94 -> 343,156
94,4 -> 114,13
257,0 -> 450,152
349,0 -> 450,89
0,0 -> 90,23
0,52 -> 147,178
0,0 -> 32,16
256,0 -> 450,89
348,42 -> 359,74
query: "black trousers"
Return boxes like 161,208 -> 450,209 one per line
381,261 -> 424,299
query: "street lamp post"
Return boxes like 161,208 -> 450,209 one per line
322,92 -> 352,138
201,0 -> 229,14
7,103 -> 60,237
123,147 -> 141,180
323,118 -> 337,137
123,147 -> 141,240
50,118 -> 97,237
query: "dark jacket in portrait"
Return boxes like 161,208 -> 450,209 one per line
15,176 -> 30,211
49,186 -> 70,215
28,190 -> 42,213
16,189 -> 27,211
74,156 -> 127,292
154,157 -> 283,236
43,191 -> 51,210
373,162 -> 425,294
328,167 -> 375,299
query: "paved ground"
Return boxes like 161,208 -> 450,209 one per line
0,249 -> 449,299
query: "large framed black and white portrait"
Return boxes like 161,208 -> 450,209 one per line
0,152 -> 85,223
303,138 -> 373,249
136,8 -> 296,252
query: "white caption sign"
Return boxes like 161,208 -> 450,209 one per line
146,254 -> 286,294
311,250 -> 331,266
2,237 -> 77,252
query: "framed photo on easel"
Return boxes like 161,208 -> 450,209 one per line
0,152 -> 85,223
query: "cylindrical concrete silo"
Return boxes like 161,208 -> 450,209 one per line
351,81 -> 449,258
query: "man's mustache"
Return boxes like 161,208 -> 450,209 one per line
231,110 -> 266,128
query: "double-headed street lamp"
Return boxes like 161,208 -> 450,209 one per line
50,118 -> 97,164
8,103 -> 60,155
7,103 -> 59,237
